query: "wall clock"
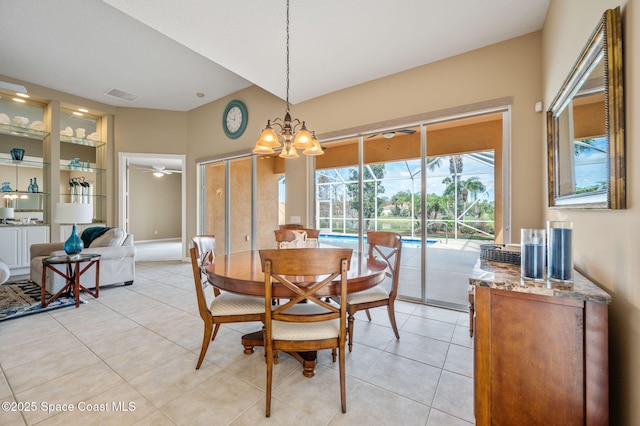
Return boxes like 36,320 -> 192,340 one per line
222,100 -> 248,139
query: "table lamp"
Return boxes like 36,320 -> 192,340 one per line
55,202 -> 93,256
0,207 -> 13,219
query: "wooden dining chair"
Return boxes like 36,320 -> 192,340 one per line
191,235 -> 217,292
189,247 -> 264,369
279,223 -> 304,229
301,228 -> 320,247
339,231 -> 402,352
274,229 -> 299,248
274,228 -> 320,248
259,248 -> 353,417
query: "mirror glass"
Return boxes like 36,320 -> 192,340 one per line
547,7 -> 625,209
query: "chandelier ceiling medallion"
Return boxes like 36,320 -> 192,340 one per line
252,0 -> 323,158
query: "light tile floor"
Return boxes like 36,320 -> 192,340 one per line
0,260 -> 475,425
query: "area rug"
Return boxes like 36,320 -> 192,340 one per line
0,280 -> 81,321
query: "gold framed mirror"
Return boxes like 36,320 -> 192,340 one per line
547,7 -> 625,209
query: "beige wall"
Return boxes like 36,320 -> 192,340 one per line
128,167 -> 181,241
186,32 -> 544,242
543,1 -> 638,424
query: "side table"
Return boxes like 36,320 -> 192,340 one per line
41,254 -> 101,308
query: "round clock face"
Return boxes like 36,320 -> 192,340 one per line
223,100 -> 248,139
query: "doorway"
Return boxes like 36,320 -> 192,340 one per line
118,152 -> 186,261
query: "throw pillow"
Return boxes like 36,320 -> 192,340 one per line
90,228 -> 126,247
81,226 -> 111,248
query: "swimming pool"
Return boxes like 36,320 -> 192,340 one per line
319,234 -> 436,248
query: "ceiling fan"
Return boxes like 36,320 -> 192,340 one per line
136,165 -> 182,177
368,129 -> 417,138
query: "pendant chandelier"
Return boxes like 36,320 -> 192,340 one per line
253,0 -> 323,158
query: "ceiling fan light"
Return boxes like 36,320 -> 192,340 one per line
153,171 -> 164,177
382,132 -> 395,139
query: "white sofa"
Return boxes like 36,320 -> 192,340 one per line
0,258 -> 9,284
30,227 -> 136,294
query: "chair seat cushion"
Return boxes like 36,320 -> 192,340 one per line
346,284 -> 389,304
273,303 -> 339,340
209,292 -> 264,316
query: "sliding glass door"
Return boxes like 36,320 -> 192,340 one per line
201,154 -> 281,256
315,111 -> 504,310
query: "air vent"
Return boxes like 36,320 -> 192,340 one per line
104,88 -> 140,102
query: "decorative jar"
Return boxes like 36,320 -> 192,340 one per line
547,221 -> 573,282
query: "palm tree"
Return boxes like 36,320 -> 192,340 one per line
574,138 -> 606,156
391,191 -> 412,216
461,176 -> 486,204
449,155 -> 463,175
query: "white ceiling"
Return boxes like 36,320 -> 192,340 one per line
0,0 -> 550,112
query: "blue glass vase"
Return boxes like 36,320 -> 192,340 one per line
64,224 -> 84,255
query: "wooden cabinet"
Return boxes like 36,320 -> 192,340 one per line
470,260 -> 610,425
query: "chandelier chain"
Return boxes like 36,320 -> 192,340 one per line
286,0 -> 290,112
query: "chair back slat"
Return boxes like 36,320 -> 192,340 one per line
192,235 -> 218,295
366,231 -> 402,298
191,235 -> 216,260
260,248 -> 352,323
279,224 -> 304,229
189,247 -> 212,320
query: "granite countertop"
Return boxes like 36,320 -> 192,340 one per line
469,259 -> 612,304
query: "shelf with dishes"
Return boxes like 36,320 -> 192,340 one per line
59,163 -> 105,173
0,123 -> 49,141
2,191 -> 49,212
60,133 -> 105,148
0,155 -> 48,211
0,156 -> 48,169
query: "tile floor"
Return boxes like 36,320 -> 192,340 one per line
0,260 -> 475,425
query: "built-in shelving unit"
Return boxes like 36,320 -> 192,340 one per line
59,108 -> 106,223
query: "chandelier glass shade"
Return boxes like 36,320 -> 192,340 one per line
253,0 -> 323,158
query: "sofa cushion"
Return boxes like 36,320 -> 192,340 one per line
90,228 -> 126,248
81,226 -> 111,248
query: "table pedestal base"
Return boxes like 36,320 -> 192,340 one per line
241,331 -> 318,378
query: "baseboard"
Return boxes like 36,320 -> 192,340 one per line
134,238 -> 180,244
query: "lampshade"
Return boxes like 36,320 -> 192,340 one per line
303,138 -> 324,156
0,207 -> 14,219
54,203 -> 93,224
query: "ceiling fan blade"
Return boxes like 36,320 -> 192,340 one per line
397,129 -> 416,135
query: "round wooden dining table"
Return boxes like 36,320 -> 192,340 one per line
205,249 -> 387,377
